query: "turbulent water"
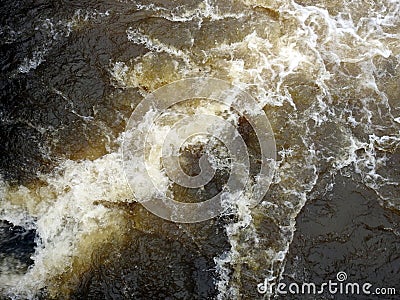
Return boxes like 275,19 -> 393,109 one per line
0,0 -> 399,299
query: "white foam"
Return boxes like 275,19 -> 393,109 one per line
127,28 -> 191,65
133,0 -> 247,23
3,0 -> 400,298
0,152 -> 132,297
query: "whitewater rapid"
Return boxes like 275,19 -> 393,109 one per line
0,0 -> 399,299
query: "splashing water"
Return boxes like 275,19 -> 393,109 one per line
1,0 -> 399,299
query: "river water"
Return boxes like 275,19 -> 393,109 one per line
0,0 -> 399,299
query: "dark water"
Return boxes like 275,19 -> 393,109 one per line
283,174 -> 400,300
1,0 -> 399,299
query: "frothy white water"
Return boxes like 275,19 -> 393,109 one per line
112,0 -> 399,297
0,152 -> 132,298
1,0 -> 399,298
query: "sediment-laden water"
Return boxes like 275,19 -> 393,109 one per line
0,0 -> 399,299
